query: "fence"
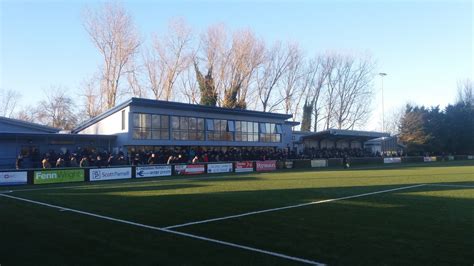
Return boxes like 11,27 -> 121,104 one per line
1,155 -> 473,186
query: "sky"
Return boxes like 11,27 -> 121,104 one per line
1,0 -> 472,131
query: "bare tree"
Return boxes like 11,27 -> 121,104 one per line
0,89 -> 21,118
34,87 -> 78,130
256,42 -> 298,112
456,79 -> 473,105
299,55 -> 334,131
78,75 -> 104,121
330,54 -> 375,130
282,46 -> 305,117
384,105 -> 406,135
143,18 -> 193,101
83,2 -> 140,109
179,63 -> 200,104
197,24 -> 264,108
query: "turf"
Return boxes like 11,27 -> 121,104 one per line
1,161 -> 473,265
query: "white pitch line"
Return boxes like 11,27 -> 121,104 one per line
0,193 -> 325,266
164,184 -> 426,230
426,184 -> 474,188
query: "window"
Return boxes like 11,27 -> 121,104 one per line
206,119 -> 233,141
133,113 -> 169,140
259,123 -> 282,143
235,121 -> 259,142
171,116 -> 205,141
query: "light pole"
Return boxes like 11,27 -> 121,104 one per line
379,72 -> 387,132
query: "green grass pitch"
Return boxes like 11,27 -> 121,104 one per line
1,161 -> 473,265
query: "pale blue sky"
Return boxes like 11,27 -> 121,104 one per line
1,0 -> 472,130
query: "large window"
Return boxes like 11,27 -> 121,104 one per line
206,119 -> 234,141
133,113 -> 169,140
171,116 -> 205,141
259,123 -> 282,142
235,121 -> 259,142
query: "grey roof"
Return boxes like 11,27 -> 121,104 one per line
73,97 -> 293,133
0,116 -> 60,133
302,128 -> 390,141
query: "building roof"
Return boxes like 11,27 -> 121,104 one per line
301,129 -> 390,142
0,116 -> 60,133
73,97 -> 293,133
0,132 -> 117,140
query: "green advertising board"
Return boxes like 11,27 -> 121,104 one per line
34,169 -> 84,184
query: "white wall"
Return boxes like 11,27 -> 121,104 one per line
79,107 -> 129,135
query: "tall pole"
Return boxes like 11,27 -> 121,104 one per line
379,73 -> 387,132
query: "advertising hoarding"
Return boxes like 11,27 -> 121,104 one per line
423,156 -> 437,162
284,161 -> 294,169
34,169 -> 84,184
207,163 -> 233,174
0,171 -> 28,186
136,165 -> 172,178
383,157 -> 402,164
256,160 -> 277,172
310,160 -> 327,168
175,164 -> 205,175
235,161 -> 254,173
90,167 -> 132,182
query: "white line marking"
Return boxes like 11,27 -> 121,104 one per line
165,184 -> 426,229
426,184 -> 474,188
0,193 -> 324,266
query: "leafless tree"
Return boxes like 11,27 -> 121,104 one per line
282,46 -> 305,117
384,105 -> 406,135
79,75 -> 104,120
143,18 -> 193,101
256,41 -> 298,112
0,89 -> 21,118
83,1 -> 140,109
179,64 -> 200,104
456,79 -> 473,105
34,87 -> 78,130
329,54 -> 375,130
197,24 -> 264,108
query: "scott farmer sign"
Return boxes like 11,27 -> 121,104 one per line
90,167 -> 132,181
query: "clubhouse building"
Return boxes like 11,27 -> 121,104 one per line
0,97 -> 392,169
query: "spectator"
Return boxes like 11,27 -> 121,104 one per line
42,157 -> 51,169
79,157 -> 89,168
70,156 -> 78,167
15,155 -> 23,169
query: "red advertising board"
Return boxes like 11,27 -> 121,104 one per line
256,160 -> 277,172
235,161 -> 254,173
175,164 -> 205,175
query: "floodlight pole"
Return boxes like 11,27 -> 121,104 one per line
379,73 -> 387,133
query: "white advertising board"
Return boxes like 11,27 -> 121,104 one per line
207,163 -> 233,174
0,171 -> 28,185
468,155 -> 474,160
235,162 -> 254,173
90,167 -> 132,182
311,160 -> 327,168
136,165 -> 172,178
383,157 -> 402,164
423,156 -> 437,162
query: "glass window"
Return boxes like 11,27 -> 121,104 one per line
228,121 -> 235,132
152,115 -> 160,128
197,118 -> 204,130
172,116 -> 180,129
276,124 -> 282,133
206,119 -> 214,130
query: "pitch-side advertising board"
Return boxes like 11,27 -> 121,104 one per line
175,164 -> 205,175
90,167 -> 132,182
207,163 -> 233,174
235,161 -> 254,173
0,171 -> 28,185
256,160 -> 277,172
136,165 -> 172,178
34,169 -> 84,184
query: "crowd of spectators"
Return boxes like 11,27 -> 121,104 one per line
15,146 -> 406,170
